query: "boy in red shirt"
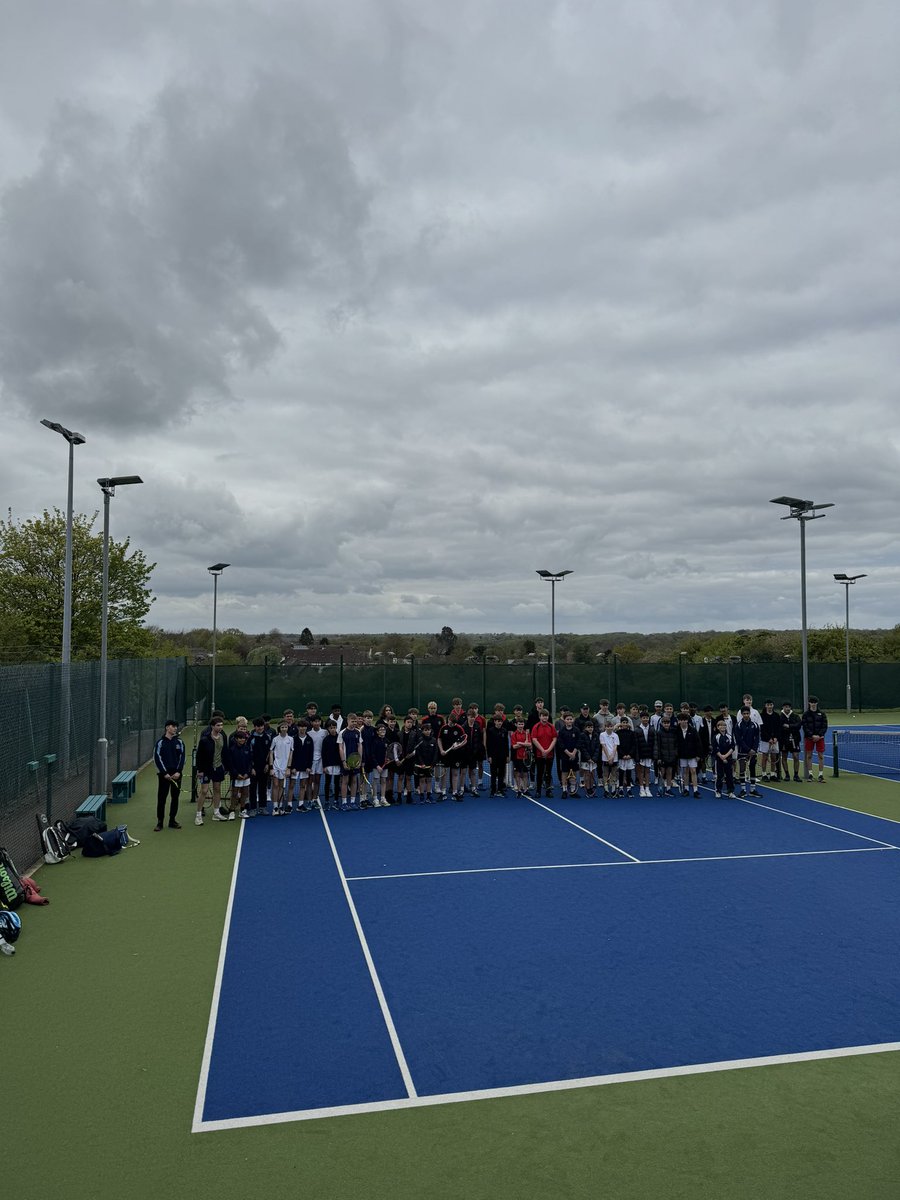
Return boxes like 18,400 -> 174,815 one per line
530,711 -> 558,798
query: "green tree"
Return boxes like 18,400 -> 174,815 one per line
0,508 -> 155,661
433,626 -> 457,657
246,643 -> 283,665
299,627 -> 314,646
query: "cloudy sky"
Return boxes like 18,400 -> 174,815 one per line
2,0 -> 898,636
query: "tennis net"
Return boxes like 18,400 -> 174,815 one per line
832,730 -> 900,780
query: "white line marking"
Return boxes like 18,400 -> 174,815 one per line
769,785 -> 900,827
525,796 -> 641,862
738,796 -> 899,848
346,845 -> 895,882
318,808 -> 418,1099
192,818 -> 247,1133
193,1040 -> 900,1131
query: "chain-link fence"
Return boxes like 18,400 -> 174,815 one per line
0,658 -> 185,872
191,659 -> 899,722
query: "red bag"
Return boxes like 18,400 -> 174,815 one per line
20,876 -> 49,906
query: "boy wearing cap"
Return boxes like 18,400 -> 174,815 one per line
801,696 -> 828,782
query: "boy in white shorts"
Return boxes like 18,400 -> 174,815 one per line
268,721 -> 293,815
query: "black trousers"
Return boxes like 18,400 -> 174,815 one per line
489,759 -> 508,792
156,775 -> 180,824
249,773 -> 268,811
535,757 -> 554,791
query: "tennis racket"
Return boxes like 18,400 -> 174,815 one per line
346,752 -> 361,770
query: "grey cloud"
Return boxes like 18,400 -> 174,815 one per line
0,71 -> 369,430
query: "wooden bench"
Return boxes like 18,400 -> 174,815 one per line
111,770 -> 137,803
77,794 -> 107,823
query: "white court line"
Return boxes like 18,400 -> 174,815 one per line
192,818 -> 247,1133
346,845 -> 894,882
193,1040 -> 900,1131
770,785 -> 900,827
317,807 -> 418,1100
525,796 -> 641,862
738,796 -> 899,848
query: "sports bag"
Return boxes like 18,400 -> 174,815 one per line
0,848 -> 25,909
36,814 -> 76,864
0,909 -> 22,951
82,825 -> 140,858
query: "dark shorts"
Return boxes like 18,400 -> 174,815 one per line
414,767 -> 434,780
200,766 -> 226,784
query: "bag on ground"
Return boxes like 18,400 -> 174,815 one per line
0,848 -> 26,909
36,814 -> 75,864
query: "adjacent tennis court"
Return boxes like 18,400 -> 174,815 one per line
194,784 -> 900,1131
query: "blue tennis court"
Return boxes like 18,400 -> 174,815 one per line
193,786 -> 900,1130
829,724 -> 900,781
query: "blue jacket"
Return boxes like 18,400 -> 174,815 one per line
226,740 -> 252,777
154,735 -> 185,775
734,719 -> 760,755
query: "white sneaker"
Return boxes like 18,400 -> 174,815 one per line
0,938 -> 14,956
194,812 -> 204,826
212,810 -> 229,822
240,810 -> 250,819
227,811 -> 236,821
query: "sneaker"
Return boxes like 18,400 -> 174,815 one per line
194,812 -> 204,826
0,938 -> 14,957
749,787 -> 761,797
240,810 -> 250,819
692,789 -> 700,798
154,823 -> 163,832
168,821 -> 182,829
227,811 -> 236,821
818,774 -> 825,782
728,792 -> 736,799
714,790 -> 721,799
212,809 -> 229,822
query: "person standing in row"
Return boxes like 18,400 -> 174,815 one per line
154,720 -> 185,831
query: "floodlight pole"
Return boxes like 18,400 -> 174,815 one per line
40,419 -> 86,775
208,564 -> 229,715
536,569 -> 573,718
770,497 -> 833,773
97,476 -> 143,795
834,574 -> 866,713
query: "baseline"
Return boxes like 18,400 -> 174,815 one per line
195,1041 -> 900,1131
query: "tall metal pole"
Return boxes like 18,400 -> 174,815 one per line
536,569 -> 572,720
212,572 -> 219,713
97,476 -> 142,795
207,563 -> 229,716
799,515 -> 809,713
41,419 -> 86,775
550,577 -> 557,720
834,574 -> 866,714
99,486 -> 111,793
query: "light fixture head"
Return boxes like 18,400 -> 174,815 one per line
208,562 -> 230,574
41,418 -> 86,445
98,475 -> 143,491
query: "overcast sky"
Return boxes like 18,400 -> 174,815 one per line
2,0 -> 898,636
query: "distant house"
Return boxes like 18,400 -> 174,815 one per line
282,644 -> 369,668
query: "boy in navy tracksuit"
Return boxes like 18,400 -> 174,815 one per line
734,707 -> 761,796
248,718 -> 272,815
227,729 -> 254,816
714,721 -> 737,798
154,720 -> 186,831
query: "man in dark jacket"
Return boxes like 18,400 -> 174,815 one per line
801,697 -> 829,782
195,716 -> 227,826
154,720 -> 185,831
779,703 -> 803,782
734,708 -> 761,797
674,713 -> 702,798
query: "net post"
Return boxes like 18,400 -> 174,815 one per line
832,730 -> 839,778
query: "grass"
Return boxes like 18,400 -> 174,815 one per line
7,758 -> 900,1199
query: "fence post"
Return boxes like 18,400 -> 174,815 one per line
137,659 -> 144,765
482,657 -> 487,715
339,656 -> 344,710
612,654 -> 619,705
856,657 -> 863,712
264,656 -> 269,715
409,655 -> 415,711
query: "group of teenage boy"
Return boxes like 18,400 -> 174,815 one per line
151,693 -> 829,827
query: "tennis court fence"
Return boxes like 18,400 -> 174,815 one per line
0,658 -> 185,872
190,659 -> 900,722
